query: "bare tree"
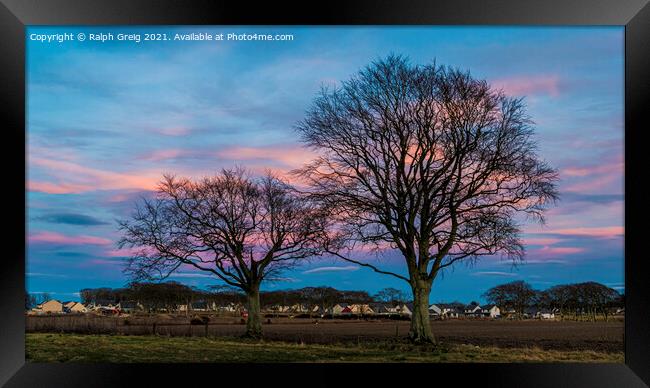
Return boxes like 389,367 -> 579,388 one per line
373,287 -> 409,305
118,168 -> 328,338
294,55 -> 558,343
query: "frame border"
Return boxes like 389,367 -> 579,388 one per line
1,0 -> 648,386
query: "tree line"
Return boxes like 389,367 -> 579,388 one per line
76,283 -> 407,314
483,280 -> 623,321
30,281 -> 623,323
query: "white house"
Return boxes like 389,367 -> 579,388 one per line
480,304 -> 501,318
429,304 -> 443,316
537,309 -> 555,319
399,303 -> 413,316
429,304 -> 462,319
464,303 -> 482,317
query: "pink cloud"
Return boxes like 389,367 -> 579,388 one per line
29,231 -> 112,245
28,157 -> 162,194
563,174 -> 621,192
562,163 -> 622,177
523,237 -> 562,246
104,247 -> 140,257
549,226 -> 624,238
139,149 -> 189,162
491,74 -> 562,97
561,155 -> 624,193
533,246 -> 585,255
27,181 -> 93,194
216,145 -> 317,169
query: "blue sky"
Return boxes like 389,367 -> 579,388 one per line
26,26 -> 624,303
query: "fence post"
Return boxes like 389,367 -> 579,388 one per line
205,322 -> 209,337
153,323 -> 156,335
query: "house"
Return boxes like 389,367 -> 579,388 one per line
447,307 -> 463,318
369,302 -> 393,315
480,304 -> 501,318
537,309 -> 555,319
368,303 -> 385,315
429,303 -> 462,319
377,302 -> 412,316
397,302 -> 415,316
289,304 -> 311,313
340,306 -> 353,315
383,304 -> 401,314
429,304 -> 443,316
35,300 -> 64,314
464,303 -> 482,318
87,300 -> 118,311
330,303 -> 350,315
265,304 -> 292,313
64,302 -> 88,313
348,304 -> 374,315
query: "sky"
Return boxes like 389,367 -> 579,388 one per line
26,26 -> 624,303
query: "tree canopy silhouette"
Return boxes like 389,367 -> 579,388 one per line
294,55 -> 559,343
118,168 -> 328,338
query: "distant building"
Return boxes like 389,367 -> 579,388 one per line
464,303 -> 482,317
33,300 -> 64,314
368,302 -> 392,315
429,303 -> 462,319
480,304 -> 501,318
340,306 -> 353,315
537,309 -> 555,319
330,303 -> 350,315
64,302 -> 88,313
348,304 -> 374,315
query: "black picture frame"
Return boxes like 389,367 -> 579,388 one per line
1,1 -> 648,386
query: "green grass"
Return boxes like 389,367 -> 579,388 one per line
25,333 -> 623,363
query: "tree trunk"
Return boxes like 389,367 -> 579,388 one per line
408,283 -> 434,344
244,286 -> 262,339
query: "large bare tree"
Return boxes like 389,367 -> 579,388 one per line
294,55 -> 559,343
118,168 -> 328,338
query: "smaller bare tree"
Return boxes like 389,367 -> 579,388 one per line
373,287 -> 409,305
118,168 -> 328,338
483,280 -> 536,319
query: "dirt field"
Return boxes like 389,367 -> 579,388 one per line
26,315 -> 623,353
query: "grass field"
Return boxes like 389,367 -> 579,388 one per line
25,333 -> 623,363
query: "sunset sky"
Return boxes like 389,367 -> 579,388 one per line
26,26 -> 624,303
